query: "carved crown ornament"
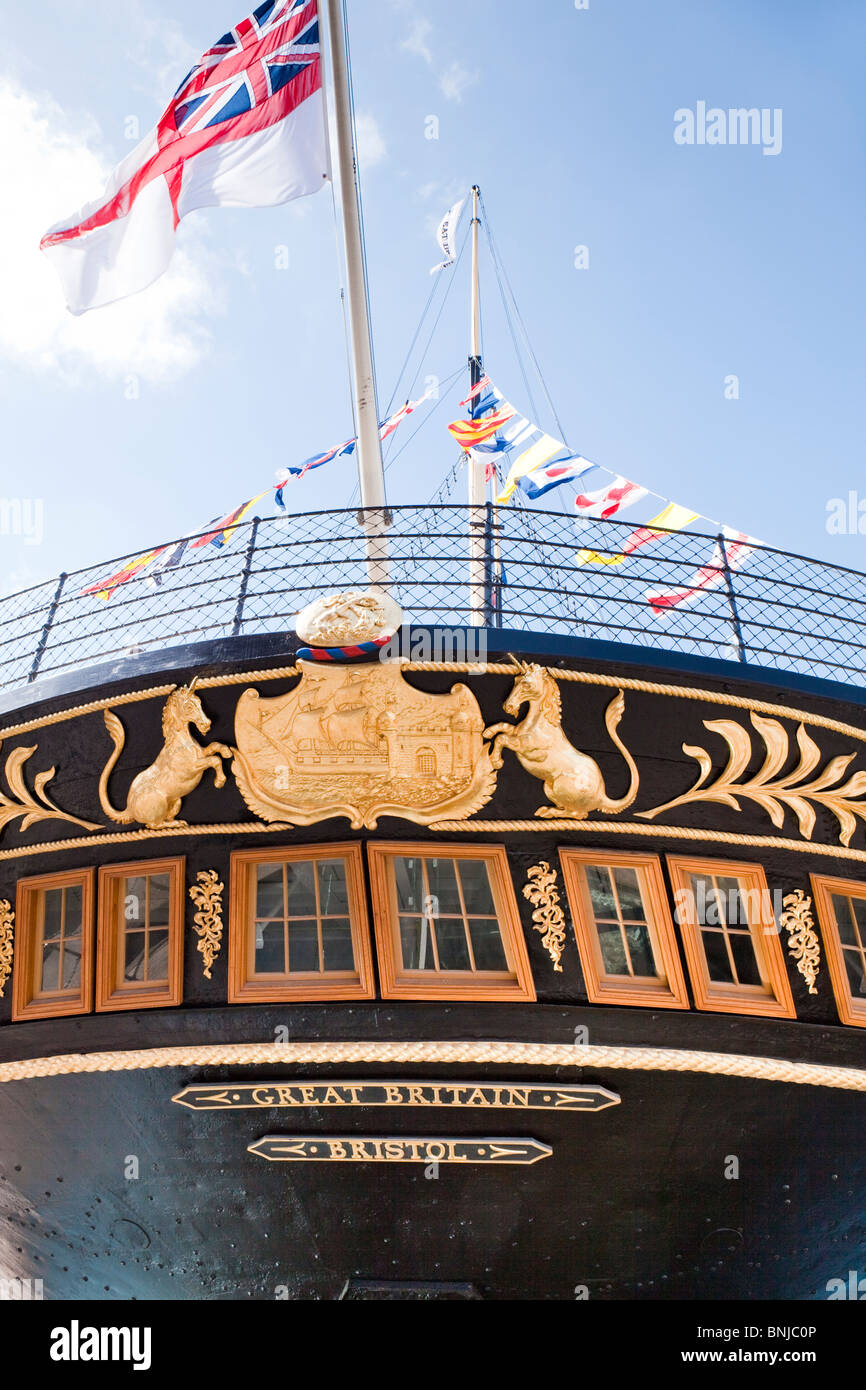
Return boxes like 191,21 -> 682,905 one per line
1,591 -> 866,858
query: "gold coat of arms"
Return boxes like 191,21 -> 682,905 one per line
233,659 -> 497,829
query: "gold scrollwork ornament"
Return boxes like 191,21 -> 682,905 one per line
522,862 -> 567,972
639,713 -> 866,847
779,890 -> 820,995
0,899 -> 13,998
189,871 -> 224,980
0,743 -> 99,838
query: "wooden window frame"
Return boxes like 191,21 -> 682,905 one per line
667,855 -> 795,1019
558,848 -> 689,1009
12,868 -> 95,1021
96,857 -> 185,1012
810,873 -> 866,1028
367,842 -> 536,1003
228,843 -> 375,1003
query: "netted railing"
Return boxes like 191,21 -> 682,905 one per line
1,504 -> 864,694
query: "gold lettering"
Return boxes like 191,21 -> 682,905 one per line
426,1141 -> 447,1161
385,1086 -> 404,1104
351,1142 -> 371,1160
329,1141 -> 347,1158
321,1087 -> 346,1105
384,1142 -> 404,1160
275,1087 -> 300,1105
408,1086 -> 431,1105
251,1088 -> 277,1107
344,1085 -> 364,1104
509,1089 -> 530,1108
300,1087 -> 318,1104
466,1088 -> 490,1107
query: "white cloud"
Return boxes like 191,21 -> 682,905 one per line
401,17 -> 434,66
440,61 -> 477,104
0,74 -> 221,384
355,111 -> 387,171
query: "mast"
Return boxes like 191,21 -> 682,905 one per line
321,0 -> 390,589
467,185 -> 488,625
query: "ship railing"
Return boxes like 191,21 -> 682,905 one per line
0,504 -> 865,695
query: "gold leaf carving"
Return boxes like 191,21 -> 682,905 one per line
779,890 -> 820,995
638,713 -> 866,846
233,659 -> 496,830
0,743 -> 99,837
522,862 -> 567,972
0,899 -> 13,998
99,682 -> 232,830
189,871 -> 224,980
484,663 -> 639,819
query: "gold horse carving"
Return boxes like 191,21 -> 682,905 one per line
484,663 -> 639,819
99,681 -> 232,830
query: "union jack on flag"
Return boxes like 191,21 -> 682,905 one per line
41,0 -> 329,314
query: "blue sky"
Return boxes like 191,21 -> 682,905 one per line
0,0 -> 864,594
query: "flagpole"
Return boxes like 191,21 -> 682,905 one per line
467,184 -> 488,626
321,0 -> 390,590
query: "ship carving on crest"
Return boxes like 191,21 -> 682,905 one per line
233,658 -> 497,829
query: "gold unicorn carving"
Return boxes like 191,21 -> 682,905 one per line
99,681 -> 232,830
484,663 -> 639,819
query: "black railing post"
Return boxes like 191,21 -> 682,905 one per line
483,502 -> 496,627
28,572 -> 66,684
718,533 -> 747,663
232,518 -> 260,638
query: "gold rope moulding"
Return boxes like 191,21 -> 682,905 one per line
7,818 -> 866,866
2,1039 -> 866,1094
4,659 -> 866,747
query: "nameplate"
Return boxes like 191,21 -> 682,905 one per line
248,1136 -> 552,1165
172,1080 -> 620,1112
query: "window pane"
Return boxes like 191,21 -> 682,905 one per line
467,918 -> 508,971
318,860 -> 348,916
425,859 -> 461,916
435,917 -> 471,971
831,895 -> 857,946
40,944 -> 61,993
400,917 -> 436,970
321,919 -> 354,972
597,920 -> 628,975
65,884 -> 83,933
255,921 -> 285,974
124,929 -> 147,980
702,929 -> 734,983
625,924 -> 656,977
613,867 -> 645,922
393,858 -> 424,913
42,888 -> 63,941
716,877 -> 742,926
286,862 -> 316,918
457,860 -> 496,915
61,938 -> 82,990
730,932 -> 762,987
851,897 -> 866,948
843,948 -> 866,996
287,920 -> 319,973
586,865 -> 616,920
256,865 -> 284,919
124,877 -> 147,929
148,875 -> 170,927
146,930 -> 169,984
